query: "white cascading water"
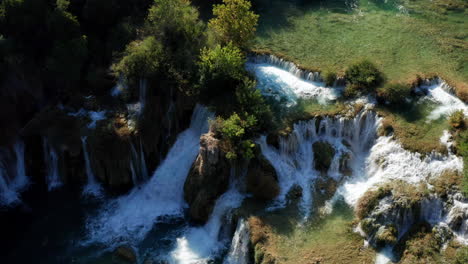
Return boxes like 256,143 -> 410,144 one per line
129,141 -> 149,186
259,109 -> 379,218
223,219 -> 250,264
139,79 -> 148,115
43,138 -> 62,191
246,60 -> 341,106
0,154 -> 19,206
417,78 -> 468,120
0,140 -> 29,206
81,136 -> 103,197
170,180 -> 245,264
12,140 -> 28,191
85,105 -> 212,245
249,55 -> 322,82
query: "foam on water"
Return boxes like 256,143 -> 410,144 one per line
85,105 -> 212,245
339,136 -> 463,207
170,187 -> 245,264
259,110 -> 379,218
246,62 -> 341,106
418,80 -> 468,120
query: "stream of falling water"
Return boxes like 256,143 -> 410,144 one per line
85,105 -> 212,246
0,140 -> 29,206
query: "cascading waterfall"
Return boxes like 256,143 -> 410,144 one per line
129,141 -> 149,186
43,138 -> 62,191
81,136 -> 103,197
259,109 -> 380,218
170,179 -> 245,264
416,78 -> 468,120
0,140 -> 29,206
85,105 -> 212,245
249,54 -> 322,82
0,154 -> 19,206
12,140 -> 28,191
245,59 -> 341,106
223,219 -> 250,264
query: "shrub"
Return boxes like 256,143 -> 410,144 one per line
455,247 -> 468,264
209,0 -> 259,49
449,110 -> 466,130
198,43 -> 245,107
112,36 -> 163,82
344,60 -> 385,97
323,71 -> 337,87
213,113 -> 257,160
377,82 -> 412,104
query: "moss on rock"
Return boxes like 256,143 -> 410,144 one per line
312,141 -> 335,172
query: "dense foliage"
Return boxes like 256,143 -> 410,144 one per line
209,0 -> 259,49
344,60 -> 385,97
377,82 -> 412,105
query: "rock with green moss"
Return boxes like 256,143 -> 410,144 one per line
312,141 -> 335,172
246,156 -> 279,200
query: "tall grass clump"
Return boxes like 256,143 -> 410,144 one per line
377,82 -> 412,105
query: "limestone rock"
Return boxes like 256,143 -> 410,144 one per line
184,132 -> 230,224
246,156 -> 279,200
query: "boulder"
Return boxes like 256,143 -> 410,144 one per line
114,246 -> 137,263
184,132 -> 230,224
312,141 -> 335,172
246,156 -> 279,200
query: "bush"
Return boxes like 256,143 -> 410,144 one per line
323,71 -> 337,87
344,60 -> 385,97
455,247 -> 468,264
198,43 -> 245,106
112,36 -> 164,82
377,82 -> 411,104
449,110 -> 466,130
213,113 -> 257,160
209,0 -> 259,49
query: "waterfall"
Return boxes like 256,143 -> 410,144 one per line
245,60 -> 341,106
129,140 -> 149,186
43,138 -> 62,191
0,156 -> 19,206
223,219 -> 250,264
249,54 -> 322,82
81,136 -> 103,197
416,78 -> 468,120
139,79 -> 148,115
85,105 -> 212,245
0,140 -> 29,206
12,140 -> 28,190
259,110 -> 379,217
170,181 -> 245,264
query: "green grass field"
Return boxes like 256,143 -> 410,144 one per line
253,0 -> 467,85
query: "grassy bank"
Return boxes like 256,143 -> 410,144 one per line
253,0 -> 467,93
248,200 -> 375,264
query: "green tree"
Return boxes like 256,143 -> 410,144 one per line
198,43 -> 245,108
208,0 -> 259,49
112,36 -> 164,82
214,113 -> 257,160
147,0 -> 205,72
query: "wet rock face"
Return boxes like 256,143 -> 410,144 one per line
312,141 -> 335,172
246,156 -> 279,200
184,132 -> 230,224
114,245 -> 137,263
